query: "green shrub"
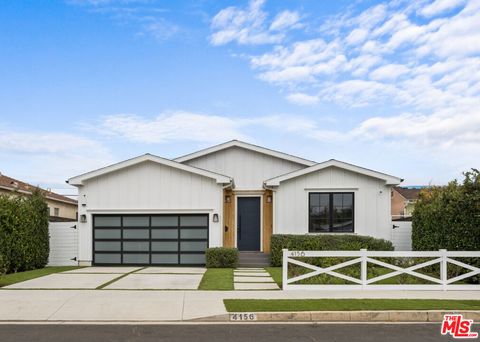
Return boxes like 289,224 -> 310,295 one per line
412,169 -> 480,283
270,234 -> 394,266
0,253 -> 6,276
206,247 -> 239,268
0,190 -> 49,273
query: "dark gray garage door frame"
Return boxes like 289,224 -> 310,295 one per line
92,214 -> 209,266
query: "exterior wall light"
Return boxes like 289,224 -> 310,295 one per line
80,214 -> 87,223
225,195 -> 231,203
267,195 -> 272,203
212,213 -> 219,222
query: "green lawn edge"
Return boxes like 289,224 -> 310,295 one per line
198,268 -> 233,290
265,267 -> 282,287
224,299 -> 480,312
0,266 -> 83,287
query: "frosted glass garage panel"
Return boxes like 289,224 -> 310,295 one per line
180,229 -> 208,239
180,241 -> 207,252
151,229 -> 178,239
180,216 -> 208,227
95,229 -> 121,239
94,216 -> 121,227
123,254 -> 149,264
123,241 -> 149,251
151,254 -> 178,264
152,241 -> 178,251
123,216 -> 149,227
151,216 -> 178,227
95,241 -> 121,251
123,229 -> 149,239
95,253 -> 121,264
180,254 -> 206,264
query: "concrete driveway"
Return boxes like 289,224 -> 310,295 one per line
4,267 -> 207,290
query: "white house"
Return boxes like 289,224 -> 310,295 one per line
68,140 -> 402,266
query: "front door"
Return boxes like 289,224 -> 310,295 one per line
237,197 -> 261,251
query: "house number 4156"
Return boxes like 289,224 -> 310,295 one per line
290,251 -> 306,257
230,313 -> 257,321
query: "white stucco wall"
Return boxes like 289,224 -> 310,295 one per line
76,160 -> 224,264
274,166 -> 393,241
183,146 -> 307,190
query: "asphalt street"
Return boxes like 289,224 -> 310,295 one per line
0,323 -> 472,342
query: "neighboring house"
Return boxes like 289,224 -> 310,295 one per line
68,140 -> 402,266
0,173 -> 78,221
391,186 -> 422,219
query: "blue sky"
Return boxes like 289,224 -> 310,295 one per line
1,0 -> 479,194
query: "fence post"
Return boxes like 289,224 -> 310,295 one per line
360,248 -> 367,289
282,249 -> 288,290
440,249 -> 447,291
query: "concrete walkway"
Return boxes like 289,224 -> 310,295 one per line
0,289 -> 478,322
233,268 -> 279,290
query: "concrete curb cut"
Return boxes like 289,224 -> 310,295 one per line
212,311 -> 480,323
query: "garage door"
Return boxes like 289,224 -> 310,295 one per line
93,214 -> 208,266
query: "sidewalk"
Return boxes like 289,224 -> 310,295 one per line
0,289 -> 478,322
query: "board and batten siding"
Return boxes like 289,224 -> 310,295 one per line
48,221 -> 78,266
274,166 -> 393,241
183,146 -> 307,190
76,160 -> 224,265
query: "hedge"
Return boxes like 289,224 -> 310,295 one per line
0,190 -> 49,273
205,247 -> 239,268
270,234 -> 394,266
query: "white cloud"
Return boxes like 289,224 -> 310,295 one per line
420,0 -> 466,17
369,63 -> 409,81
345,28 -> 369,45
269,10 -> 301,31
210,0 -> 302,45
286,92 -> 319,105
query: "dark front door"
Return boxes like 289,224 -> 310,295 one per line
237,197 -> 261,251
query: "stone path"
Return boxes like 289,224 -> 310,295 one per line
233,268 -> 279,290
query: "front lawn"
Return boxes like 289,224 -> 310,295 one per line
198,268 -> 234,290
265,267 -> 282,287
224,299 -> 480,312
0,266 -> 82,287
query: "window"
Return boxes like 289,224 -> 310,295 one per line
309,193 -> 354,233
54,207 -> 60,216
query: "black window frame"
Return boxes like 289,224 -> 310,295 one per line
308,192 -> 355,233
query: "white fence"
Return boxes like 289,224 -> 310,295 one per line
282,249 -> 480,291
48,221 -> 78,266
391,220 -> 412,251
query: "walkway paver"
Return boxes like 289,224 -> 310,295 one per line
5,273 -> 120,289
233,268 -> 279,290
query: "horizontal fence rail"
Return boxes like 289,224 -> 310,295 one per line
282,249 -> 480,291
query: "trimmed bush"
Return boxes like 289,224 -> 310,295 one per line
270,234 -> 394,266
206,247 -> 239,268
412,169 -> 480,251
0,189 -> 49,273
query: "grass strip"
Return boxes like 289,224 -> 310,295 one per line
198,268 -> 233,290
0,266 -> 83,287
96,267 -> 146,289
224,299 -> 480,312
265,267 -> 282,287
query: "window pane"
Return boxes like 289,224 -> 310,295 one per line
310,193 -> 320,206
123,254 -> 149,264
95,241 -> 121,251
180,216 -> 208,227
123,216 -> 149,227
95,229 -> 121,239
180,229 -> 208,239
180,241 -> 208,252
123,229 -> 149,239
180,253 -> 206,264
95,253 -> 121,264
151,254 -> 178,264
123,241 -> 149,251
152,241 -> 178,252
151,229 -> 178,239
151,216 -> 178,227
95,216 -> 121,227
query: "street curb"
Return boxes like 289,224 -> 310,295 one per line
224,310 -> 480,323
